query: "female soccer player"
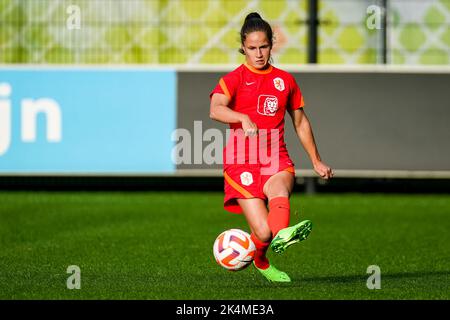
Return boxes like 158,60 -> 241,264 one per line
210,12 -> 333,282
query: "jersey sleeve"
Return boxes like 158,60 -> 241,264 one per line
287,74 -> 305,111
209,72 -> 240,101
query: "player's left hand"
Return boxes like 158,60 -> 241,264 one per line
313,161 -> 334,179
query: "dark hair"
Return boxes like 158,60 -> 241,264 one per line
239,12 -> 273,55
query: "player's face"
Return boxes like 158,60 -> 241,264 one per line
242,31 -> 271,70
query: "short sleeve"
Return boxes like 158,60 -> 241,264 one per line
209,72 -> 240,101
287,75 -> 305,111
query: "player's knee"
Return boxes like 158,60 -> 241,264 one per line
267,191 -> 290,201
264,177 -> 293,199
253,226 -> 272,243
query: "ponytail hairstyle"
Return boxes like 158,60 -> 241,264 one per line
239,12 -> 274,55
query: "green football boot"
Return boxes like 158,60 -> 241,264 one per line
270,220 -> 313,254
253,262 -> 291,282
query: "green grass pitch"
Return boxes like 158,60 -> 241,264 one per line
0,191 -> 449,299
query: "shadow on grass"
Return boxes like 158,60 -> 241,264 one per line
297,270 -> 450,284
248,270 -> 450,289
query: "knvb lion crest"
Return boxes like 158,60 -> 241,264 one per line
273,77 -> 285,91
240,172 -> 253,186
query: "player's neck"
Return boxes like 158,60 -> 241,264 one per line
244,62 -> 273,74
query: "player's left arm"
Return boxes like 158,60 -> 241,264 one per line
288,108 -> 334,179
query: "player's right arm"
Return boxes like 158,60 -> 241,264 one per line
210,93 -> 258,136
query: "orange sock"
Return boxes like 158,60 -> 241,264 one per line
268,196 -> 290,238
250,233 -> 270,270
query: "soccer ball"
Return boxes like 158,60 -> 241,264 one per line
213,229 -> 256,271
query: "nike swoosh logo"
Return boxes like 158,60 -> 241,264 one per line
245,82 -> 255,85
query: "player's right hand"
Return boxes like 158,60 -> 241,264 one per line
241,115 -> 258,137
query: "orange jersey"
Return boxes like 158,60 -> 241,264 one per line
210,63 -> 304,169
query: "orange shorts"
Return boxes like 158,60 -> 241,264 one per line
223,157 -> 295,214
